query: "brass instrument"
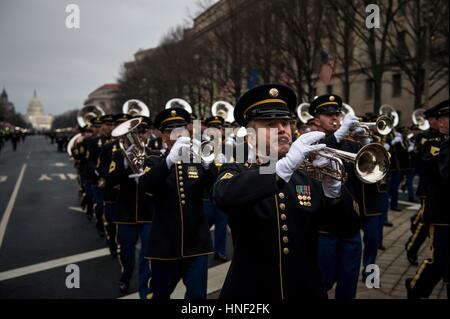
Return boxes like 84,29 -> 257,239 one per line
111,117 -> 147,174
211,101 -> 234,123
165,98 -> 193,114
379,104 -> 399,127
122,99 -> 150,117
67,133 -> 83,157
412,108 -> 430,131
341,103 -> 393,137
302,143 -> 390,184
77,105 -> 105,128
297,103 -> 314,124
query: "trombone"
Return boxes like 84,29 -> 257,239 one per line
302,143 -> 390,184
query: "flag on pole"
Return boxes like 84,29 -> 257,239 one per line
319,51 -> 336,85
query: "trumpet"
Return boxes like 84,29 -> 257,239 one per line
111,117 -> 147,174
341,103 -> 393,137
302,143 -> 390,184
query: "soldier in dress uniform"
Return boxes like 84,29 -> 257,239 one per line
405,107 -> 442,265
104,115 -> 154,298
406,100 -> 449,299
138,108 -> 214,299
96,114 -> 131,257
202,116 -> 229,261
212,84 -> 357,300
307,94 -> 362,299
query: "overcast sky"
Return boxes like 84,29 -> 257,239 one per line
0,0 -> 215,115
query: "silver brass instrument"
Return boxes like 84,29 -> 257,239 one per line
379,104 -> 399,127
297,103 -> 313,124
341,103 -> 393,136
211,101 -> 235,123
412,108 -> 430,131
67,133 -> 83,157
123,99 -> 150,117
111,117 -> 147,174
77,105 -> 105,128
302,143 -> 390,184
165,98 -> 192,114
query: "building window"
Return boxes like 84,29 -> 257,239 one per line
392,73 -> 402,97
326,85 -> 333,95
397,31 -> 408,56
365,79 -> 374,100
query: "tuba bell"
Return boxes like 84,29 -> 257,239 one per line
211,101 -> 235,123
379,104 -> 399,127
67,132 -> 83,157
77,105 -> 105,128
165,98 -> 192,114
111,117 -> 147,174
297,103 -> 314,124
123,99 -> 150,117
412,108 -> 430,131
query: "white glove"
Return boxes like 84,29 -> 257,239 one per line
408,141 -> 415,152
202,158 -> 213,169
383,143 -> 391,151
391,132 -> 403,145
334,113 -> 359,142
128,169 -> 144,184
216,153 -> 227,164
321,175 -> 342,198
275,131 -> 326,183
166,136 -> 191,168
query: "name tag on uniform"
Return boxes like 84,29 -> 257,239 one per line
296,185 -> 312,207
187,166 -> 199,179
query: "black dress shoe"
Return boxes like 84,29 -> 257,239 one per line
391,207 -> 402,212
378,245 -> 386,251
214,253 -> 230,262
119,282 -> 128,294
406,252 -> 419,266
405,278 -> 419,299
384,222 -> 393,227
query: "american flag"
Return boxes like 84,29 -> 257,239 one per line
319,52 -> 336,85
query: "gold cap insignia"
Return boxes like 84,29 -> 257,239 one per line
171,110 -> 177,117
269,88 -> 279,97
329,96 -> 335,101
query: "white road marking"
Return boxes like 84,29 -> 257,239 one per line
69,206 -> 85,213
0,176 -> 7,183
52,162 -> 67,167
0,248 -> 110,282
67,173 -> 78,180
38,174 -> 52,181
119,261 -> 231,299
0,164 -> 27,249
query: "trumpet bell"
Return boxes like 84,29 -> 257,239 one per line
165,98 -> 192,114
212,101 -> 234,123
355,143 -> 390,184
122,99 -> 150,117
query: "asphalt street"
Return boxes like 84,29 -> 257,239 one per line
0,135 -> 232,299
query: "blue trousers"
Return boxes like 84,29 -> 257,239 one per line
318,233 -> 362,299
116,223 -> 152,299
104,202 -> 117,249
203,201 -> 228,256
389,170 -> 402,209
150,255 -> 209,299
362,215 -> 383,274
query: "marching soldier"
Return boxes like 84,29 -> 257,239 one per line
202,116 -> 229,261
405,108 -> 442,265
105,115 -> 154,298
138,108 -> 214,299
212,84 -> 357,300
406,100 -> 449,299
307,95 -> 363,299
